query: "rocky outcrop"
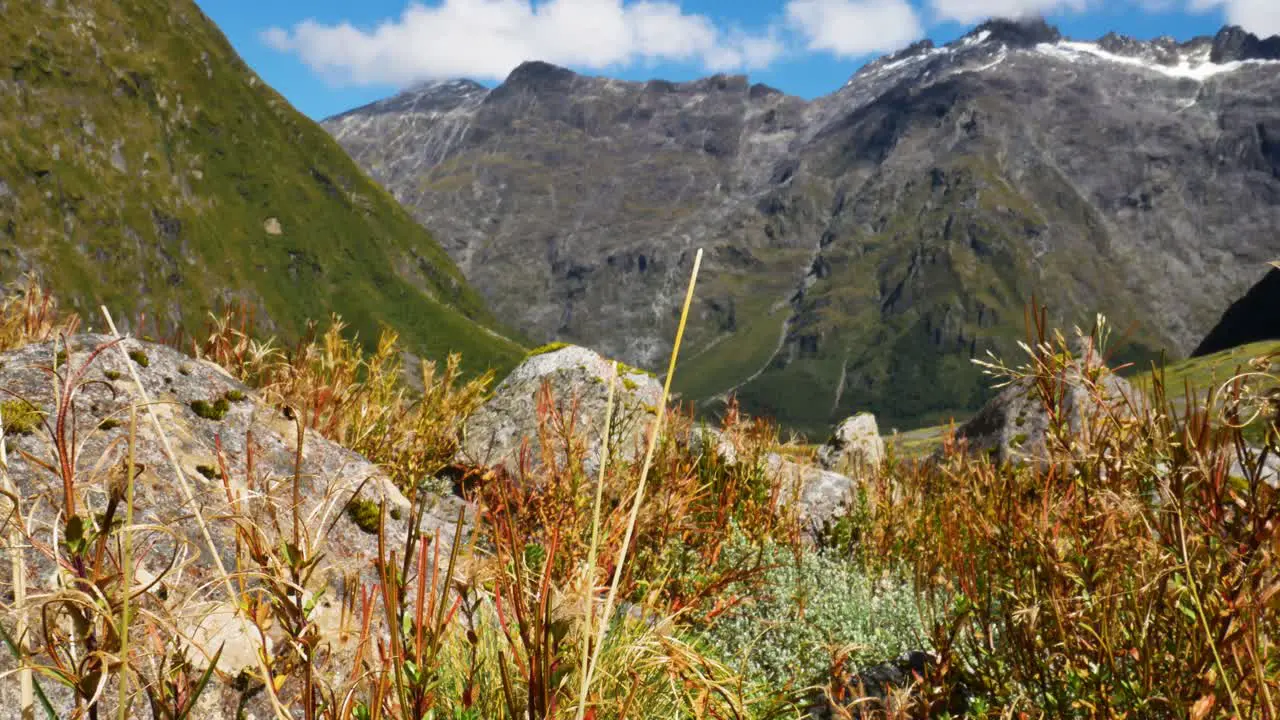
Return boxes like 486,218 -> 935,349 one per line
817,413 -> 885,474
970,17 -> 1062,47
459,345 -> 662,471
1211,25 -> 1280,63
324,21 -> 1280,434
952,356 -> 1141,466
0,335 -> 465,719
687,424 -> 739,465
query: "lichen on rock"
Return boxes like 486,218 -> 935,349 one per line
460,344 -> 662,471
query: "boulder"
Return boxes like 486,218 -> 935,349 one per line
686,424 -> 739,465
952,356 -> 1141,466
682,425 -> 857,542
0,334 -> 465,719
767,453 -> 857,540
817,412 -> 885,474
460,344 -> 662,471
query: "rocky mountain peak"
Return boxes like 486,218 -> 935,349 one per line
870,39 -> 937,67
498,60 -> 579,93
690,72 -> 751,93
1211,25 -> 1280,63
330,77 -> 489,120
405,77 -> 488,95
1097,31 -> 1146,55
969,17 -> 1062,48
749,81 -> 784,100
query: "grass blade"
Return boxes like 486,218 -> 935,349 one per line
584,247 -> 702,701
573,361 -> 618,720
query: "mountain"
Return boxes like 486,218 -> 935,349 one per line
0,0 -> 524,375
323,20 -> 1280,433
1193,267 -> 1280,356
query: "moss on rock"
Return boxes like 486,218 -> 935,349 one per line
0,399 -> 43,436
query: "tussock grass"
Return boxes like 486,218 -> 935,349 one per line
0,270 -> 810,719
854,307 -> 1280,718
3,279 -> 1278,719
0,275 -> 80,354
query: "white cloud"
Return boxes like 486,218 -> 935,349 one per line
928,0 -> 1091,24
261,0 -> 784,86
784,0 -> 924,57
1190,0 -> 1280,37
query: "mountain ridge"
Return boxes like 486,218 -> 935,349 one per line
323,18 -> 1280,432
323,21 -> 1280,122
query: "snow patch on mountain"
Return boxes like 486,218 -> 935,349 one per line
1036,41 -> 1280,80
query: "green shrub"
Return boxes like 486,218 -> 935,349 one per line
700,533 -> 928,689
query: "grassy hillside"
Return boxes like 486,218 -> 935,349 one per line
0,0 -> 524,375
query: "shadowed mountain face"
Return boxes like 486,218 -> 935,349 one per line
324,20 -> 1280,433
1,0 -> 524,376
1193,268 -> 1280,357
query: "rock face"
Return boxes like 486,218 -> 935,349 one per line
459,345 -> 662,471
0,335 -> 464,719
325,21 -> 1280,434
817,413 -> 886,473
952,359 -> 1141,465
1192,267 -> 1280,356
1211,26 -> 1280,62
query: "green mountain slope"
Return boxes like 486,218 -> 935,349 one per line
0,0 -> 524,375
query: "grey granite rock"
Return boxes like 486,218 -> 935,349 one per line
459,345 -> 662,471
817,412 -> 885,474
0,335 -> 467,719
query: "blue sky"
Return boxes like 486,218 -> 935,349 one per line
194,0 -> 1277,121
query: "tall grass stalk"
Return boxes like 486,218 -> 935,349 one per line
1,401 -> 35,720
116,405 -> 137,720
573,360 -> 618,720
583,247 -> 702,702
1177,504 -> 1243,719
99,306 -> 292,720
